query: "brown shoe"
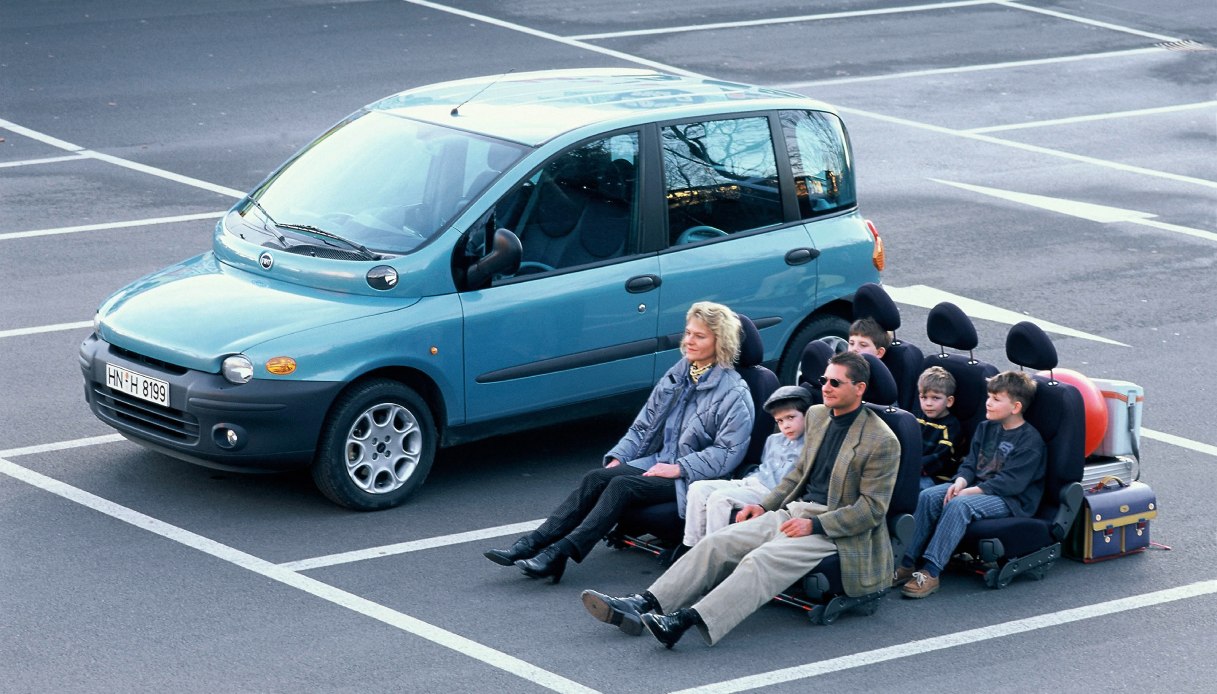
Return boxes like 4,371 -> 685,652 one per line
901,571 -> 940,598
893,565 -> 916,586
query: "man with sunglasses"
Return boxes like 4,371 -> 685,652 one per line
581,351 -> 900,648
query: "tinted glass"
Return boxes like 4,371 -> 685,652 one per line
780,110 -> 855,218
490,132 -> 639,277
662,117 -> 782,245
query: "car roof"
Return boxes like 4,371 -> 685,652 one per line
366,68 -> 838,146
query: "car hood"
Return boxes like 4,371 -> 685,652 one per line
97,252 -> 417,373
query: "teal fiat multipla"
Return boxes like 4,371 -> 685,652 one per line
80,68 -> 884,510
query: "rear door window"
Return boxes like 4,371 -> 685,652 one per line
779,110 -> 855,218
661,117 -> 783,245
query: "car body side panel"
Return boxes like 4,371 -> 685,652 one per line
459,257 -> 660,423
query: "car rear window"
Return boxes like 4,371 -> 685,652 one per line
780,110 -> 856,218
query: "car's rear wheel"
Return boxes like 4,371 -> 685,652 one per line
777,314 -> 851,385
312,379 -> 436,511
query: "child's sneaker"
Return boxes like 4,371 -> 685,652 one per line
901,571 -> 940,598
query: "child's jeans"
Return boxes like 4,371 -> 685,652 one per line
905,482 -> 1011,571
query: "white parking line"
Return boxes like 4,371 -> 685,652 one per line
0,455 -> 598,694
673,579 -> 1217,693
0,211 -> 226,241
965,100 -> 1217,134
776,47 -> 1164,88
566,0 -> 994,40
1142,428 -> 1217,457
279,519 -> 544,571
0,117 -> 245,199
0,153 -> 89,169
0,433 -> 124,459
0,320 -> 93,340
996,0 -> 1180,42
834,105 -> 1217,191
402,0 -> 700,76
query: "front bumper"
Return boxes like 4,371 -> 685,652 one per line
80,334 -> 343,472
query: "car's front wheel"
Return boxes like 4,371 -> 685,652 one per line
776,314 -> 851,386
312,379 -> 436,511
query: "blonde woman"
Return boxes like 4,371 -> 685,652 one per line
484,301 -> 754,583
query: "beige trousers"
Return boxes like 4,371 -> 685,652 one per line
648,501 -> 836,645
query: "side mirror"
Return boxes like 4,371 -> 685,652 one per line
465,228 -> 522,288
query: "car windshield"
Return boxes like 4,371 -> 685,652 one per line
245,111 -> 528,255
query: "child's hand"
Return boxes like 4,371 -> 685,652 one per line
944,478 -> 967,504
736,504 -> 765,523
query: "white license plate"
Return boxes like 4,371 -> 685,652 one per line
105,363 -> 170,407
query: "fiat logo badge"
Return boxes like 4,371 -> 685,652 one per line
259,252 -> 274,270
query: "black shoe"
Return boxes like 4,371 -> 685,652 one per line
484,535 -> 545,566
581,590 -> 658,636
641,608 -> 702,649
516,542 -> 569,584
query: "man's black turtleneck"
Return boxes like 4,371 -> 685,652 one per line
800,404 -> 864,506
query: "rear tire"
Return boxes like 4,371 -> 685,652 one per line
312,379 -> 436,511
777,314 -> 851,385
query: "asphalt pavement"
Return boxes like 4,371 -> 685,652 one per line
3,2 -> 1215,692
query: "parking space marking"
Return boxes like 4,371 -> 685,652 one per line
777,47 -> 1164,88
0,118 -> 245,199
565,0 -> 994,40
674,579 -> 1217,693
1143,428 -> 1217,458
0,321 -> 93,340
0,454 -> 599,694
403,0 -> 699,76
884,284 -> 1129,347
996,1 -> 1180,43
280,519 -> 545,571
833,105 -> 1217,191
930,179 -> 1217,243
965,100 -> 1217,134
0,434 -> 123,459
0,153 -> 89,169
0,211 -> 226,241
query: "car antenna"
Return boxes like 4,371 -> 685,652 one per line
451,68 -> 515,117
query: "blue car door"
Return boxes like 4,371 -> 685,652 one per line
652,115 -> 819,373
460,131 -> 660,423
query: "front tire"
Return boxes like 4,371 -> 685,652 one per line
777,314 -> 850,385
312,379 -> 436,511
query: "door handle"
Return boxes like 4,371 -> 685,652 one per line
626,274 -> 661,293
785,248 -> 821,266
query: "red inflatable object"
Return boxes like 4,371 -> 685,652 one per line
1038,368 -> 1108,457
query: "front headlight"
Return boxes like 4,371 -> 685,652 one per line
222,355 -> 254,384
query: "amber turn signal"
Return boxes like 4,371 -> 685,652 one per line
265,357 -> 297,375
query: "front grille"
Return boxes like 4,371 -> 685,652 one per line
92,383 -> 200,444
109,345 -> 189,376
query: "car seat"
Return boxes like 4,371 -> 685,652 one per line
773,354 -> 923,624
920,301 -> 999,480
954,321 -> 1085,588
605,314 -> 778,559
853,283 -> 924,413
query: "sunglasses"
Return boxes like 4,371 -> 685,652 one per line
818,375 -> 860,388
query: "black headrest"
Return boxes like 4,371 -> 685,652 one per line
1006,321 -> 1058,371
854,283 -> 901,332
926,302 -> 978,351
861,353 -> 898,406
737,314 -> 763,368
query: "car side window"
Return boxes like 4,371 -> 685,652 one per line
662,117 -> 782,246
491,132 -> 639,278
779,110 -> 855,218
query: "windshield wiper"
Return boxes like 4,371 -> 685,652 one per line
274,222 -> 380,260
241,196 -> 290,247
